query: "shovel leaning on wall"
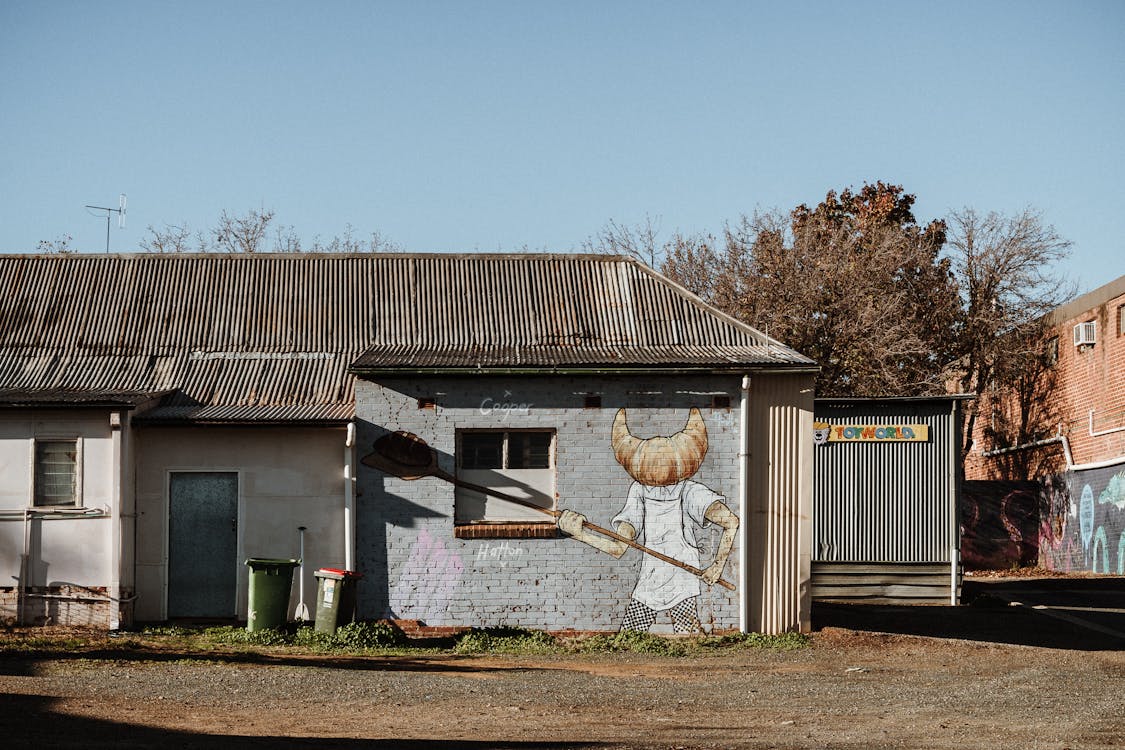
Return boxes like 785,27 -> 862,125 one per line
294,526 -> 310,622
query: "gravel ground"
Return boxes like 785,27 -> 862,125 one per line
2,626 -> 1124,749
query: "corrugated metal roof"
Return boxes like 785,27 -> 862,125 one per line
0,253 -> 813,421
0,388 -> 163,407
134,403 -> 355,424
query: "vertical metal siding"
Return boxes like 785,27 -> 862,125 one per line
812,401 -> 957,563
747,373 -> 815,634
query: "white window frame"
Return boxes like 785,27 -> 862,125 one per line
30,437 -> 83,508
454,429 -> 556,525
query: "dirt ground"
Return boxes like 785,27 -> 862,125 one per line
2,577 -> 1124,749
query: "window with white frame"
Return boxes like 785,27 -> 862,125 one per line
455,430 -> 555,528
34,439 -> 79,507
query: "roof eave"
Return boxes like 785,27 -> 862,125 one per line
132,417 -> 353,427
348,363 -> 820,377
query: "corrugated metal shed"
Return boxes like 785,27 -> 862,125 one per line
0,253 -> 812,423
811,396 -> 970,604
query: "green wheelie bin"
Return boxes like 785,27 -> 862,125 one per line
313,568 -> 363,634
245,558 -> 300,632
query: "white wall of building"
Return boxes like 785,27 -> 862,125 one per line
132,425 -> 348,621
0,409 -> 120,625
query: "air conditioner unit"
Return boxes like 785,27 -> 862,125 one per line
1073,321 -> 1097,347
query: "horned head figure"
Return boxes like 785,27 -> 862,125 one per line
610,408 -> 708,487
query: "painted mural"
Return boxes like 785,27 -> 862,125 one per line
557,408 -> 739,634
362,407 -> 739,632
1040,465 -> 1125,574
961,481 -> 1040,570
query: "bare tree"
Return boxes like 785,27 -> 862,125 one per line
139,210 -> 401,254
947,207 -> 1073,455
582,216 -> 666,267
213,209 -> 274,253
310,224 -> 404,254
36,234 -> 75,254
140,223 -> 195,253
272,222 -> 303,253
978,329 -> 1063,478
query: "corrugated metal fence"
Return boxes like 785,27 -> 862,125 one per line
811,397 -> 964,604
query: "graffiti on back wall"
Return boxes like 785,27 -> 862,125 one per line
961,481 -> 1040,570
557,408 -> 739,634
963,468 -> 1125,573
1041,467 -> 1125,574
389,529 -> 465,623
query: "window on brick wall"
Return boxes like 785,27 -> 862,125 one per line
454,430 -> 557,538
34,439 -> 80,507
1044,336 -> 1059,366
1118,304 -> 1125,337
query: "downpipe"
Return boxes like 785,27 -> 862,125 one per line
738,374 -> 751,634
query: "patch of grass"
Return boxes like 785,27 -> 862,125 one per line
335,621 -> 406,649
201,626 -> 293,647
453,627 -> 560,655
701,631 -> 811,650
1,621 -> 811,658
293,621 -> 405,651
0,636 -> 94,652
140,625 -> 191,637
573,630 -> 689,656
568,629 -> 811,655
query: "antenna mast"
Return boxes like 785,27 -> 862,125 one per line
85,194 -> 127,252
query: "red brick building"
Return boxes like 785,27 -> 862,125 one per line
966,274 -> 1125,480
961,274 -> 1125,573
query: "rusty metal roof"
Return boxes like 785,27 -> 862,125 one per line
0,388 -> 164,407
0,253 -> 813,421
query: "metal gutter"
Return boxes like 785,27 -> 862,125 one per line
981,433 -> 1125,472
738,374 -> 751,633
344,421 -> 356,571
132,419 -> 353,428
949,398 -> 960,605
982,435 -> 1075,465
349,365 -> 821,377
816,394 -> 976,404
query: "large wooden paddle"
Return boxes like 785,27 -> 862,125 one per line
362,431 -> 736,591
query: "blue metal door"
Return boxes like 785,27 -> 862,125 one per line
168,472 -> 238,618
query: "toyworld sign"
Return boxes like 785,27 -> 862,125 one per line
813,423 -> 930,445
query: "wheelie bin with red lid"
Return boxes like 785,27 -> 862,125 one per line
313,568 -> 363,633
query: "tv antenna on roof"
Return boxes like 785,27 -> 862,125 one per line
85,194 -> 127,252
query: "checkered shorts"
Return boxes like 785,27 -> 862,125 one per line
620,597 -> 703,634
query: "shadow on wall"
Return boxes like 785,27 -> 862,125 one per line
353,421 -> 448,621
353,421 -> 596,625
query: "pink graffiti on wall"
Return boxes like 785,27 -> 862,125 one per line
390,528 -> 464,623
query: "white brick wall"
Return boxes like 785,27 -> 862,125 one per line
354,375 -> 743,632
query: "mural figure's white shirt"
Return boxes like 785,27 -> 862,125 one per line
612,479 -> 722,610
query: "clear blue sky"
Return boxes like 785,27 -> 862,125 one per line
1,1 -> 1121,292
